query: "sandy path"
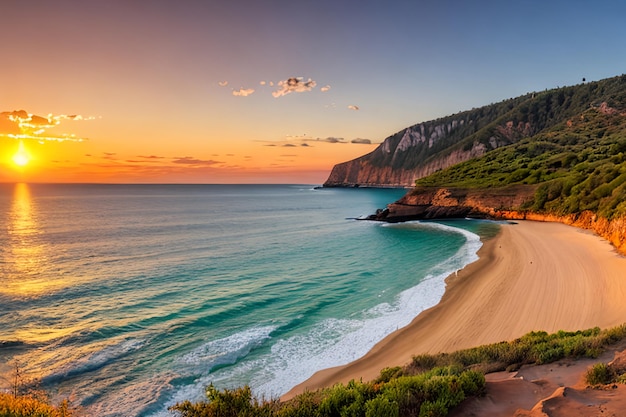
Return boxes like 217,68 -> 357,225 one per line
284,220 -> 626,399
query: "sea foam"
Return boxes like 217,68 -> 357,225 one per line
252,221 -> 482,397
179,325 -> 277,369
158,221 -> 482,404
43,338 -> 146,384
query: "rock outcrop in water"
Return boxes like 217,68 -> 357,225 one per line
372,185 -> 626,255
373,185 -> 537,221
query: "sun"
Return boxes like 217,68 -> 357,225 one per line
12,141 -> 31,167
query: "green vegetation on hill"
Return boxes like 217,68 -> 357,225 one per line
416,107 -> 626,219
366,75 -> 626,172
170,325 -> 626,417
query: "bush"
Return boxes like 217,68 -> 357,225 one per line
364,396 -> 399,417
585,363 -> 616,386
419,399 -> 447,417
170,325 -> 626,417
457,371 -> 485,396
376,367 -> 403,383
0,393 -> 73,417
170,385 -> 276,417
318,380 -> 376,417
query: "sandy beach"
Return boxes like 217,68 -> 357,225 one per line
285,220 -> 626,399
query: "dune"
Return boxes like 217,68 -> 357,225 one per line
284,220 -> 626,400
451,345 -> 626,416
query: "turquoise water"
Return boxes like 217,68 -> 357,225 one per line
0,184 -> 492,416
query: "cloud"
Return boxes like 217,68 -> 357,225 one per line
301,143 -> 310,147
232,88 -> 255,97
285,134 -> 312,142
272,77 -> 317,98
172,156 -> 222,166
351,138 -> 372,144
218,81 -> 228,87
0,109 -> 94,142
127,155 -> 168,163
323,137 -> 345,143
282,144 -> 297,147
300,136 -> 346,144
321,85 -> 331,92
348,105 -> 360,111
260,81 -> 266,85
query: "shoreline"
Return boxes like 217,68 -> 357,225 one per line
283,220 -> 626,400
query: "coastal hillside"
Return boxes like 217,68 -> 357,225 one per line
324,74 -> 626,187
375,97 -> 626,253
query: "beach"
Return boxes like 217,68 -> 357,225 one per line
285,220 -> 626,399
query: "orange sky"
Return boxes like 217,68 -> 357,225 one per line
0,110 -> 378,184
3,1 -> 625,184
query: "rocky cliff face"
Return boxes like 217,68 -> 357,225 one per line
374,185 -> 626,255
376,185 -> 538,221
323,106 -> 535,187
324,75 -> 626,188
496,211 -> 626,256
324,141 -> 489,187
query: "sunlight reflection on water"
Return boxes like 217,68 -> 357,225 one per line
2,183 -> 62,298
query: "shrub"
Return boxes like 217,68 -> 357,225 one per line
170,325 -> 626,417
376,367 -> 403,383
457,371 -> 485,396
418,399 -> 447,417
275,391 -> 319,417
585,363 -> 616,386
170,384 -> 275,417
317,380 -> 382,417
364,396 -> 399,417
0,393 -> 73,417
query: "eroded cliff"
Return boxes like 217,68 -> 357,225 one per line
324,113 -> 525,187
375,185 -> 537,221
374,185 -> 626,255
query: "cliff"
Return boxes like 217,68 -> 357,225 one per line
324,134 -> 490,187
324,111 -> 527,187
324,75 -> 626,187
374,185 -> 626,255
375,185 -> 537,221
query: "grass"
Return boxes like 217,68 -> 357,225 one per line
169,324 -> 626,417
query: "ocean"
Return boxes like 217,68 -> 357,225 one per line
0,183 -> 495,416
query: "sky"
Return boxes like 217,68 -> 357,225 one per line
1,0 -> 625,184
